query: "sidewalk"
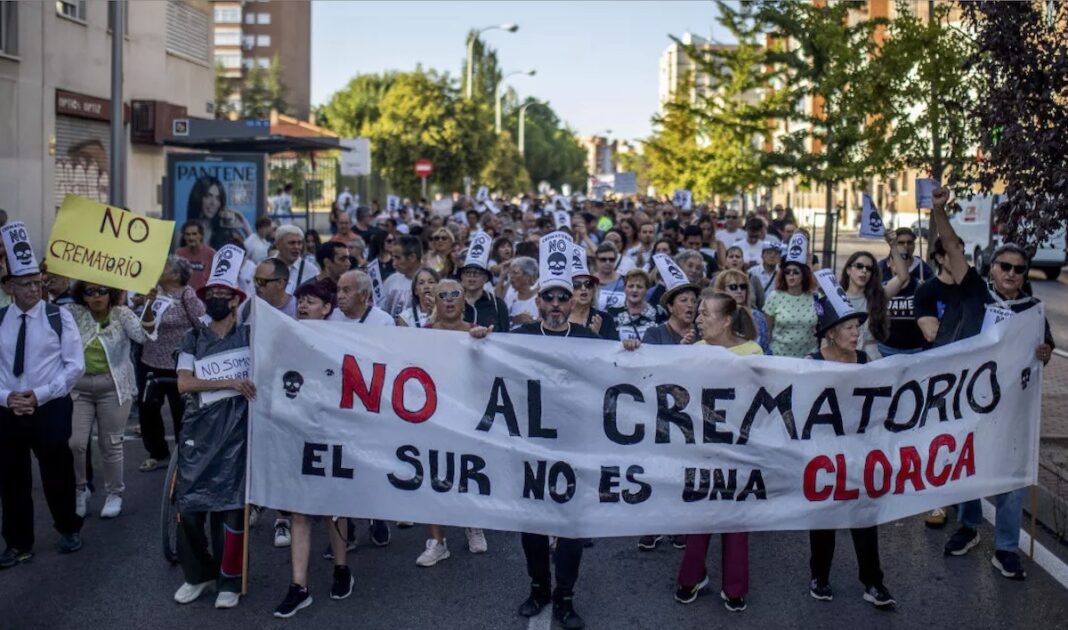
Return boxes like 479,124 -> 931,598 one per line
1038,354 -> 1068,542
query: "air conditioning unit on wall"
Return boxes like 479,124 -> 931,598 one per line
131,100 -> 190,145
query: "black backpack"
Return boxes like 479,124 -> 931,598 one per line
0,303 -> 64,340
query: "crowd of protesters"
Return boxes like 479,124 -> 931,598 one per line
0,185 -> 1053,628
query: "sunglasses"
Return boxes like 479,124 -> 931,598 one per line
83,287 -> 110,297
996,261 -> 1027,275
725,283 -> 747,292
897,239 -> 916,247
540,292 -> 572,304
431,235 -> 451,242
437,289 -> 462,300
385,238 -> 395,244
254,277 -> 283,287
573,280 -> 594,290
725,215 -> 740,219
783,268 -> 802,277
597,256 -> 616,263
850,263 -> 874,273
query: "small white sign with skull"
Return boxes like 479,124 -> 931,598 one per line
194,348 -> 251,405
859,193 -> 885,239
1,221 -> 40,277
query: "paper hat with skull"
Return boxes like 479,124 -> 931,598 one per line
197,244 -> 247,302
1,222 -> 40,278
461,231 -> 492,274
539,232 -> 574,293
653,253 -> 699,307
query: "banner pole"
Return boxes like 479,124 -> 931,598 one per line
1029,486 -> 1037,559
241,502 -> 251,595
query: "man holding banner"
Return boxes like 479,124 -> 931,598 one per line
172,247 -> 254,609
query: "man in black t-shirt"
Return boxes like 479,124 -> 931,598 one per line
512,258 -> 593,630
878,228 -> 934,356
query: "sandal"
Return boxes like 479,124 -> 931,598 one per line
139,457 -> 165,472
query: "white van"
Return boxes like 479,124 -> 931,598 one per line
949,194 -> 1067,280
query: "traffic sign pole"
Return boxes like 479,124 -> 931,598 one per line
421,176 -> 427,199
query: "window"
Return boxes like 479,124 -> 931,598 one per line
214,7 -> 240,23
0,1 -> 17,56
256,12 -> 270,25
257,57 -> 270,69
256,34 -> 270,47
244,12 -> 255,24
214,28 -> 240,47
241,58 -> 254,70
56,0 -> 86,21
241,34 -> 255,49
166,0 -> 210,63
215,53 -> 241,69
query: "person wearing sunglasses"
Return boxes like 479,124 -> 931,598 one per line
716,208 -> 745,248
746,241 -> 780,309
413,279 -> 493,568
713,270 -> 771,354
567,245 -> 618,340
66,282 -> 158,520
762,252 -> 818,358
250,258 -> 296,319
876,228 -> 930,358
838,251 -> 891,359
423,228 -> 455,274
593,242 -> 626,310
673,291 -> 760,611
366,230 -> 396,282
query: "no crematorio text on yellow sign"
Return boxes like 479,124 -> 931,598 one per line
46,194 -> 175,294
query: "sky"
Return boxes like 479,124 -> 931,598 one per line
311,1 -> 728,141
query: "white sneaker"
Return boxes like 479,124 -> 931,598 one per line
249,506 -> 263,528
75,486 -> 91,518
100,494 -> 123,519
465,528 -> 488,554
274,519 -> 291,548
174,580 -> 213,604
415,538 -> 450,567
215,591 -> 240,609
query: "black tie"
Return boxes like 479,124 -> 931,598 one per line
13,314 -> 26,378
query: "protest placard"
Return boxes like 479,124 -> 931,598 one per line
45,194 -> 175,294
194,348 -> 251,405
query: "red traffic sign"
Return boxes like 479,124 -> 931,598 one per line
414,159 -> 433,177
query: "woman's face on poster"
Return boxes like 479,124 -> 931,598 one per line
202,184 -> 222,219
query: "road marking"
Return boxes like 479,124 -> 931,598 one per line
527,607 -> 551,630
982,498 -> 1068,589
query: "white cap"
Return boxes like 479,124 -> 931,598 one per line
784,232 -> 808,267
462,231 -> 492,272
1,222 -> 40,277
539,232 -> 574,293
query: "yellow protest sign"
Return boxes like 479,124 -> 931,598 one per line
45,194 -> 175,294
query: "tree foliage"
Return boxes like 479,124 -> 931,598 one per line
480,131 -> 531,193
316,73 -> 399,137
645,73 -> 713,197
961,1 -> 1068,244
503,97 -> 588,190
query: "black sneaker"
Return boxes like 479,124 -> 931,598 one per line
674,574 -> 709,604
552,598 -> 585,630
671,535 -> 687,549
809,578 -> 833,601
992,550 -> 1027,580
637,535 -> 663,550
517,590 -> 550,617
944,527 -> 980,556
863,584 -> 896,608
273,583 -> 313,618
369,520 -> 391,547
57,533 -> 83,554
0,547 -> 33,569
330,565 -> 354,600
721,590 -> 747,612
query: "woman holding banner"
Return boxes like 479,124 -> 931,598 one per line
66,282 -> 158,520
672,291 -> 760,611
412,278 -> 491,567
139,256 -> 205,472
805,292 -> 896,608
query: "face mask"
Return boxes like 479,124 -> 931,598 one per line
205,297 -> 233,321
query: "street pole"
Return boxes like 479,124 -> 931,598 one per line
518,104 -> 529,155
421,176 -> 427,199
108,0 -> 125,207
496,69 -> 535,134
466,36 -> 476,100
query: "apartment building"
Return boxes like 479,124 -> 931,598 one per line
211,0 -> 311,120
0,0 -> 214,243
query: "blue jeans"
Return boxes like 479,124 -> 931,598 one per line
959,488 -> 1026,552
877,343 -> 924,357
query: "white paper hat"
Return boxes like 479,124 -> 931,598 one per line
784,232 -> 808,267
814,268 -> 866,337
653,253 -> 699,306
462,231 -> 492,273
539,232 -> 574,293
570,242 -> 593,280
198,243 -> 247,300
1,222 -> 40,278
553,210 -> 572,230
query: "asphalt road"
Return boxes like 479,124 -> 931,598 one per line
1,437 -> 1067,630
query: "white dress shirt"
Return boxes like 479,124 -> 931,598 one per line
0,300 -> 85,407
329,305 -> 396,326
243,233 -> 272,264
285,256 -> 321,295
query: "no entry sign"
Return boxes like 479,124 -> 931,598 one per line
414,159 -> 432,177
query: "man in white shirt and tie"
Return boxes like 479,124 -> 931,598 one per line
0,223 -> 86,568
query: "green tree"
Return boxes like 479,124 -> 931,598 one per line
462,32 -> 503,103
753,0 -> 902,264
315,72 -> 398,137
240,56 -> 289,119
480,131 -> 531,193
213,63 -> 236,120
645,73 -> 712,198
503,97 -> 588,190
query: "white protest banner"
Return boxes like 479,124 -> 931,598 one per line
614,172 -> 638,195
195,348 -> 251,405
553,210 -> 572,230
916,178 -> 939,209
340,138 -> 372,176
386,195 -> 401,213
476,186 -> 489,203
431,199 -> 454,217
366,259 -> 386,309
672,189 -> 693,211
249,301 -> 1042,538
859,193 -> 886,239
982,305 -> 1015,332
597,290 -> 625,311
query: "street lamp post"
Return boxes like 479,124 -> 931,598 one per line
517,100 -> 543,156
466,22 -> 518,100
495,69 -> 536,134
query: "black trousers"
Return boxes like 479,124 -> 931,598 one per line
139,365 -> 185,460
809,526 -> 884,588
521,533 -> 584,602
177,509 -> 244,593
0,397 -> 83,550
